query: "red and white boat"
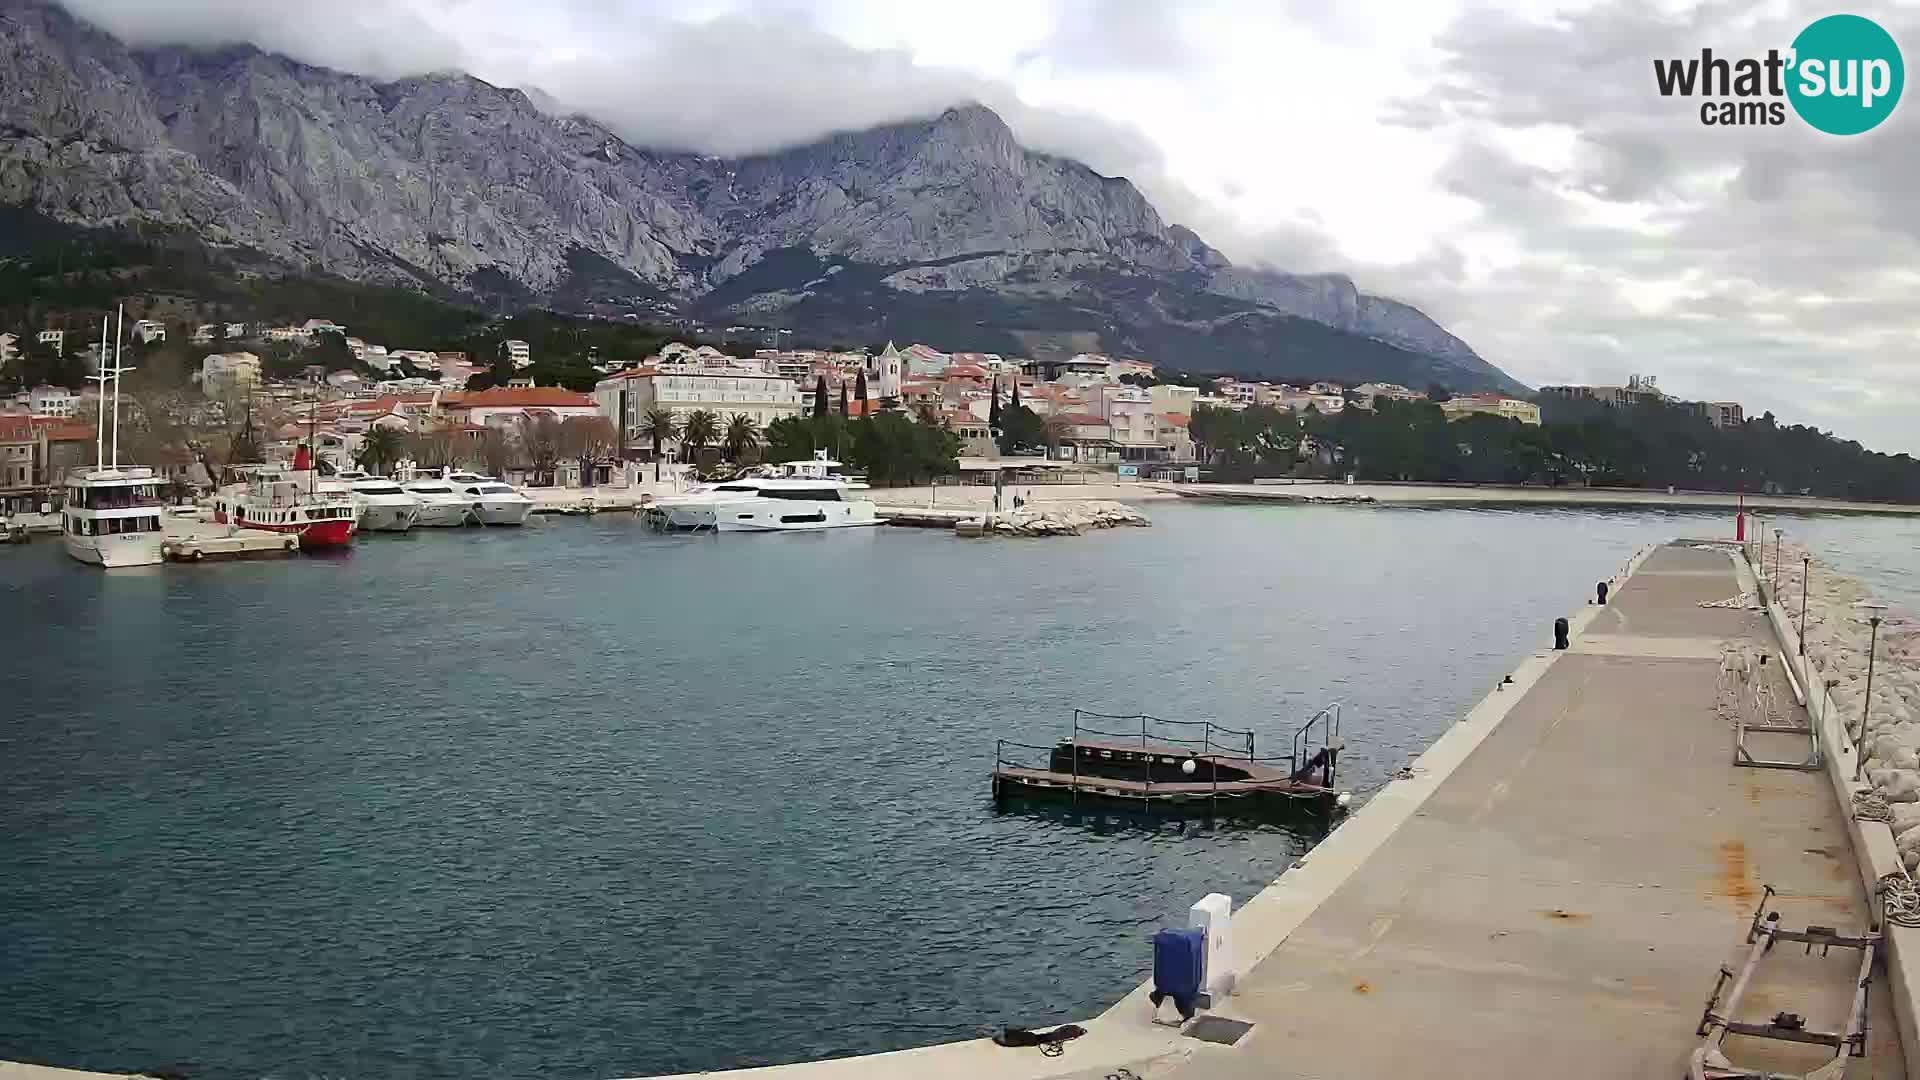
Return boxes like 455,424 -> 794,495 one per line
210,447 -> 358,548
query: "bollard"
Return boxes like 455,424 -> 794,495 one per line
1596,581 -> 1609,605
1554,617 -> 1570,650
1189,893 -> 1234,1005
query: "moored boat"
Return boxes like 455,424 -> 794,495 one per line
647,453 -> 880,533
210,447 -> 357,549
444,470 -> 534,526
401,479 -> 473,527
344,477 -> 419,532
63,308 -> 164,568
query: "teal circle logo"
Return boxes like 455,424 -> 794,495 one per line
1787,14 -> 1904,134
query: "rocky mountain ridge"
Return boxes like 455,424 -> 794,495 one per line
0,0 -> 1524,392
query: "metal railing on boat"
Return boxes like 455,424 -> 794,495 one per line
992,702 -> 1344,813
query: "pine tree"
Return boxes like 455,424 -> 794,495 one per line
813,375 -> 829,418
838,381 -> 849,417
989,378 -> 1002,430
855,368 -> 869,414
1010,379 -> 1022,410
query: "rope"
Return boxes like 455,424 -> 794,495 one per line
1855,789 -> 1895,823
1880,872 -> 1920,928
1700,592 -> 1762,610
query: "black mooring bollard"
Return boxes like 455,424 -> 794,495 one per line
1554,617 -> 1570,650
1596,581 -> 1609,605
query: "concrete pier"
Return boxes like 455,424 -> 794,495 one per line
160,518 -> 298,560
1152,543 -> 1905,1078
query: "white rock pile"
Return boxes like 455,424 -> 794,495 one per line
1773,541 -> 1920,866
964,500 -> 1151,537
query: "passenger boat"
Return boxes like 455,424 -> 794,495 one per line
63,309 -> 164,568
64,465 -> 165,567
209,447 -> 357,548
647,453 -> 880,533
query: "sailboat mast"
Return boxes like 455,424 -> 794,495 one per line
94,315 -> 107,469
111,305 -> 124,468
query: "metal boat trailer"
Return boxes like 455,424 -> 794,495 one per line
1690,885 -> 1878,1080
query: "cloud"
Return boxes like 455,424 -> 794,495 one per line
1024,0 -> 1196,73
1368,0 -> 1920,452
58,0 -> 469,80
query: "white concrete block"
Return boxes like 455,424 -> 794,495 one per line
1189,892 -> 1233,1000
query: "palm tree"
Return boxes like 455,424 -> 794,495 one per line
680,408 -> 719,466
355,425 -> 405,475
636,405 -> 681,482
724,413 -> 762,463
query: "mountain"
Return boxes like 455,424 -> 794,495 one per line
0,0 -> 1525,393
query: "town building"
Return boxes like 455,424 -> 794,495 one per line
595,358 -> 805,456
1156,413 -> 1195,461
0,416 -> 95,513
1149,384 -> 1200,416
0,332 -> 17,369
1354,382 -> 1426,405
0,415 -> 40,506
1212,378 -> 1258,408
873,342 -> 905,400
446,386 -> 600,430
947,412 -> 996,457
29,385 -> 78,418
1540,374 -> 1665,409
37,329 -> 64,355
1696,401 -> 1745,429
1089,385 -> 1160,460
201,352 -> 262,399
1439,393 -> 1542,425
504,340 -> 532,370
130,320 -> 166,344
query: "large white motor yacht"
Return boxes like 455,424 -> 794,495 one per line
345,477 -> 420,532
445,470 -> 534,526
650,454 -> 880,533
401,479 -> 474,527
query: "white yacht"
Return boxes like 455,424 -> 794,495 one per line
401,479 -> 474,527
64,466 -> 165,566
345,477 -> 419,532
445,470 -> 534,526
649,454 -> 880,533
63,309 -> 164,567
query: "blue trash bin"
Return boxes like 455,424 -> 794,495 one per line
1150,925 -> 1205,1020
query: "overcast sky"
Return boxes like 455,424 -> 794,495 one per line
62,0 -> 1920,454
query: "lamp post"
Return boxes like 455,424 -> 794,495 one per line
1799,555 -> 1810,656
1772,529 -> 1782,592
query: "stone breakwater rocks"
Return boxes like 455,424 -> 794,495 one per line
966,501 -> 1151,537
1773,541 -> 1920,866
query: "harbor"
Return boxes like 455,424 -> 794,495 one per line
638,537 -> 1912,1079
1,505 -> 1915,1079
